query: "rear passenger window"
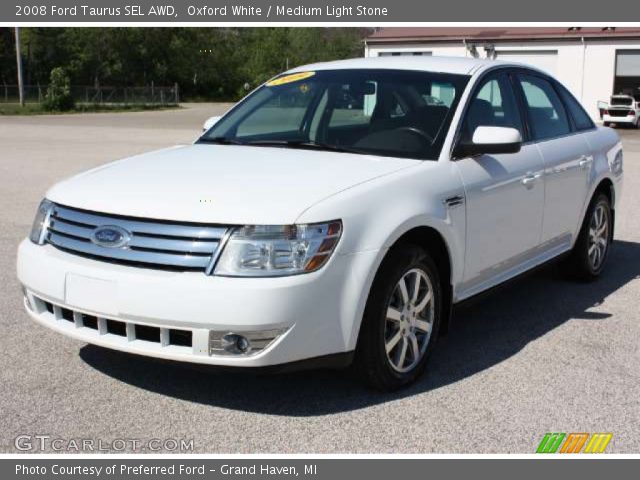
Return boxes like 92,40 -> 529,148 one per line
557,84 -> 595,131
518,74 -> 571,141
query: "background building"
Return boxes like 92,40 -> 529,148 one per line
365,27 -> 640,120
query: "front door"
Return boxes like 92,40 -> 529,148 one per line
454,71 -> 545,296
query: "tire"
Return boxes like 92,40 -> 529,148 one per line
603,122 -> 610,127
565,193 -> 613,280
354,244 -> 441,391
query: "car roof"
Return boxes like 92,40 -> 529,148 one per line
287,55 -> 522,76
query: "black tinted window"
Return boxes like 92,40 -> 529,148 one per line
518,74 -> 571,141
202,69 -> 469,160
462,73 -> 523,140
557,83 -> 595,131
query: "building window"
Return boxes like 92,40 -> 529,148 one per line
378,51 -> 433,57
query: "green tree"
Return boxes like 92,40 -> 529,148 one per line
0,27 -> 369,101
42,67 -> 75,111
0,29 -> 16,85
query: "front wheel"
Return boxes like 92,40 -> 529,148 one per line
565,193 -> 612,280
355,244 -> 441,391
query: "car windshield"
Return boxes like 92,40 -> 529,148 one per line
199,69 -> 470,160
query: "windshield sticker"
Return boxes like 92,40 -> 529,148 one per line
266,71 -> 315,87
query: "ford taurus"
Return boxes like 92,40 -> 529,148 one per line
17,56 -> 624,390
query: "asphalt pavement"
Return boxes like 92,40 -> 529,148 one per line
1,105 -> 638,453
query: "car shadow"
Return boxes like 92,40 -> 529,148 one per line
80,240 -> 640,416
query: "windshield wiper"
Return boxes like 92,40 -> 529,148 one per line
199,137 -> 368,155
246,139 -> 367,155
198,136 -> 245,145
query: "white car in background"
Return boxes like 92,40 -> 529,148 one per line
18,57 -> 623,390
603,94 -> 640,128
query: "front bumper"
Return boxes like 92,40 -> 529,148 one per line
17,239 -> 380,367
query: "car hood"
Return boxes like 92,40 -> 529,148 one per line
47,144 -> 419,225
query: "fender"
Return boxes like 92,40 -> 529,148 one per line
573,135 -> 623,245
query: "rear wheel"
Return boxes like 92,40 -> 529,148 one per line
603,121 -> 611,127
565,193 -> 612,280
355,244 -> 441,391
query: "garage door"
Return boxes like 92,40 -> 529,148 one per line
496,50 -> 558,75
614,50 -> 640,97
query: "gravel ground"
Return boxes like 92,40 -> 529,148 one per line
1,105 -> 638,453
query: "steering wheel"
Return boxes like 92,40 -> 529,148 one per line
393,127 -> 434,145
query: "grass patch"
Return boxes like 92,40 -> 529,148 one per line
0,103 -> 180,115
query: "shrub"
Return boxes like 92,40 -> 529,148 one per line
42,67 -> 75,112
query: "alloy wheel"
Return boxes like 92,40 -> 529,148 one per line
384,268 -> 435,373
588,203 -> 609,271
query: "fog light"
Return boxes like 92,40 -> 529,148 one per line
221,333 -> 251,354
209,327 -> 289,356
236,336 -> 250,352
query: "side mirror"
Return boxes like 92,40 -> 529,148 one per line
202,116 -> 222,132
455,126 -> 522,158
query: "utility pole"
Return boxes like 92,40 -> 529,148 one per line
15,27 -> 25,107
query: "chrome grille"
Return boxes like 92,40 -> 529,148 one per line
45,204 -> 228,272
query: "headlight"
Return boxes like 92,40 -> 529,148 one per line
214,220 -> 342,277
29,199 -> 54,245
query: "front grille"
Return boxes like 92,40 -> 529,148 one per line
38,298 -> 193,349
26,294 -> 286,359
106,319 -> 127,337
45,204 -> 229,273
81,314 -> 98,330
169,329 -> 193,347
135,324 -> 161,343
61,307 -> 74,322
607,109 -> 633,117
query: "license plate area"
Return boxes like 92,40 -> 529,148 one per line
64,273 -> 118,316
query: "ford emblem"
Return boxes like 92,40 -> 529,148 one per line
91,225 -> 131,248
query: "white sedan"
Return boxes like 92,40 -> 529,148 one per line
603,94 -> 640,128
17,56 -> 623,390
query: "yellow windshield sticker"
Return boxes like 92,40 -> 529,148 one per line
266,71 -> 315,87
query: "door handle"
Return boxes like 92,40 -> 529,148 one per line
521,173 -> 542,187
579,156 -> 593,169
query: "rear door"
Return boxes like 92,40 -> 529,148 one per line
515,72 -> 593,244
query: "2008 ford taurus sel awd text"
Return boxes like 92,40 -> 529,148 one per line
17,57 -> 623,390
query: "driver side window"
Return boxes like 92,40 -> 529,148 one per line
462,73 -> 523,142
